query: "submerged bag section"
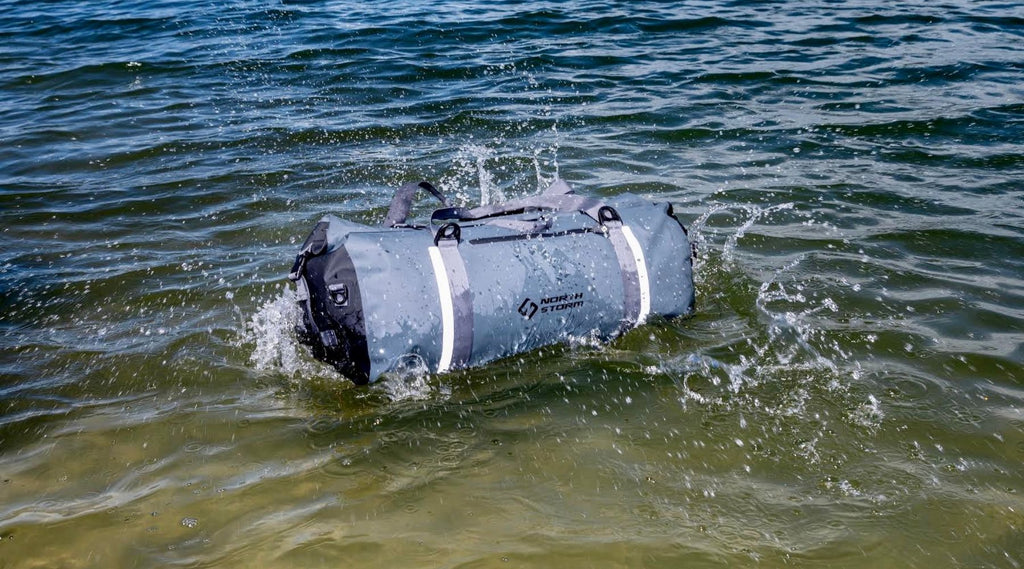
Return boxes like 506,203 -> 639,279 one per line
289,180 -> 695,384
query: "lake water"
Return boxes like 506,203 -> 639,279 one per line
2,1 -> 1023,567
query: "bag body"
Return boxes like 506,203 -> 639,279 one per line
289,180 -> 695,384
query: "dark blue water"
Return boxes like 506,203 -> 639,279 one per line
2,1 -> 1023,567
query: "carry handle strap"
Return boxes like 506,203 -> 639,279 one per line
431,194 -> 606,225
384,181 -> 449,228
430,179 -> 599,225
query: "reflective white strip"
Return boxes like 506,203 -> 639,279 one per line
621,226 -> 651,324
428,246 -> 455,373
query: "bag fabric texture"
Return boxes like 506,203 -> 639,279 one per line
289,179 -> 695,384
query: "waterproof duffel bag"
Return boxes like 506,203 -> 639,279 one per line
288,179 -> 695,384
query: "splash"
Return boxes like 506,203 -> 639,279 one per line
438,133 -> 562,206
245,287 -> 451,401
376,354 -> 446,402
661,201 -> 885,462
721,202 -> 796,265
533,123 -> 561,190
438,144 -> 503,206
245,286 -> 329,378
478,146 -> 505,206
755,256 -> 841,374
379,370 -> 450,403
684,202 -> 730,276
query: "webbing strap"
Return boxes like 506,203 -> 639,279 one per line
621,224 -> 652,324
427,226 -> 473,373
385,181 -> 448,228
599,207 -> 651,328
432,194 -> 605,225
605,223 -> 641,327
482,217 -> 553,233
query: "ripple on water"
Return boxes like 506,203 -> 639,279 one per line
318,455 -> 358,480
2,0 -> 1023,567
890,376 -> 932,401
183,441 -> 205,453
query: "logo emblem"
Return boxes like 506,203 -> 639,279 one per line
518,298 -> 538,319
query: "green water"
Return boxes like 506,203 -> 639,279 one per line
2,1 -> 1023,567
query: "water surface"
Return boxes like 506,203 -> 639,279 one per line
2,1 -> 1023,567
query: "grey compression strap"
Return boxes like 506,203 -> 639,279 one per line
428,224 -> 473,372
598,207 -> 651,329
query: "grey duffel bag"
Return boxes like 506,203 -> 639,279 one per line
288,179 -> 695,384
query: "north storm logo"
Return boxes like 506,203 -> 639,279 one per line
518,292 -> 585,320
518,298 -> 539,319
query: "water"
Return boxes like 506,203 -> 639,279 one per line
2,0 -> 1023,566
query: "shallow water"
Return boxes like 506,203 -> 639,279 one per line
2,1 -> 1023,567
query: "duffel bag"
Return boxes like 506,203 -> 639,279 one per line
288,179 -> 695,384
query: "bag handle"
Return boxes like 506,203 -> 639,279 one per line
429,178 -> 610,224
384,181 -> 449,228
432,194 -> 605,225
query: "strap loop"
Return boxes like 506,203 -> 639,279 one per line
598,205 -> 621,224
434,222 -> 461,246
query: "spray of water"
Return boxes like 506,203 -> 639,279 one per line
663,201 -> 885,466
438,131 -> 561,206
721,202 -> 797,265
245,284 -> 453,403
377,354 -> 451,401
245,285 -> 333,380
